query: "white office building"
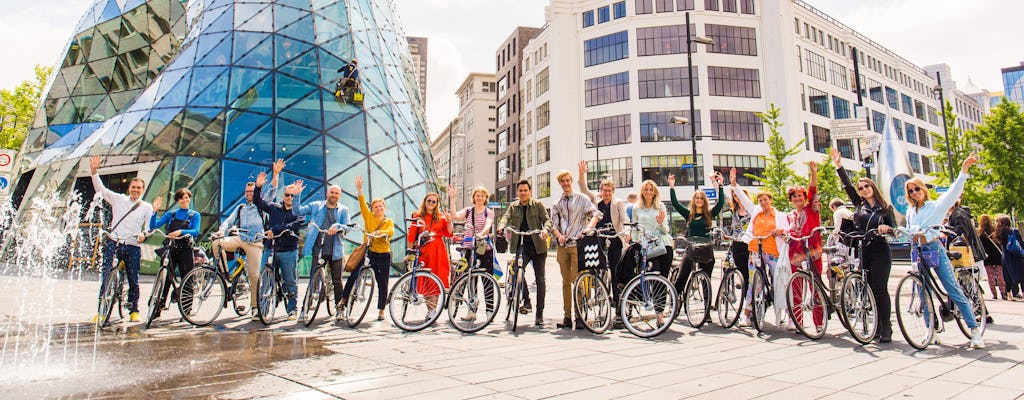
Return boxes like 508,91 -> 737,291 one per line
431,73 -> 499,210
516,0 -> 947,210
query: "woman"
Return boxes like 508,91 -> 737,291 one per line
449,186 -> 496,320
995,215 -> 1023,301
786,162 -> 824,330
978,215 -> 1005,301
668,172 -> 725,291
407,192 -> 454,319
341,176 -> 395,321
831,148 -> 896,343
151,189 -> 201,316
904,153 -> 984,348
728,168 -> 790,327
727,187 -> 754,288
629,180 -> 673,322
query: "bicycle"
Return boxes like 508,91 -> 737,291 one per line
785,226 -> 845,340
571,227 -> 617,334
830,230 -> 879,345
95,231 -> 133,327
145,229 -> 191,329
341,225 -> 390,328
447,235 -> 501,333
747,233 -> 777,334
893,225 -> 988,350
671,235 -> 715,329
619,222 -> 679,338
256,229 -> 297,325
388,218 -> 447,332
177,231 -> 253,326
501,227 -> 546,332
300,223 -> 353,326
711,228 -> 747,328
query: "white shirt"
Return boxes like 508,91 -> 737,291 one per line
92,174 -> 153,247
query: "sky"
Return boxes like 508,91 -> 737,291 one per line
1,0 -> 1020,140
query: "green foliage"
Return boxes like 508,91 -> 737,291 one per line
816,149 -> 845,223
749,103 -> 805,212
971,98 -> 1024,215
0,65 -> 51,150
929,100 -> 990,213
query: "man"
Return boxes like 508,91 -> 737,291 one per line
576,161 -> 628,276
336,58 -> 360,97
496,180 -> 552,327
293,184 -> 351,319
625,192 -> 639,222
213,159 -> 284,319
550,170 -> 602,329
253,172 -> 306,320
90,155 -> 154,322
948,199 -> 995,324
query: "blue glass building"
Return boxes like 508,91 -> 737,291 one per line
11,0 -> 436,261
1002,63 -> 1024,109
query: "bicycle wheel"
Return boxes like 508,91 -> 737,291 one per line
302,267 -> 326,326
97,271 -> 120,326
504,263 -> 518,321
257,267 -> 279,325
511,268 -> 524,332
683,272 -> 712,329
895,274 -> 935,350
619,273 -> 678,338
388,270 -> 445,332
448,271 -> 501,333
840,273 -> 877,345
716,268 -> 744,328
749,267 -> 768,333
230,269 -> 251,317
829,269 -> 851,332
146,267 -> 168,328
573,271 -> 613,334
954,272 -> 987,339
786,271 -> 828,340
179,267 -> 226,327
345,267 -> 376,328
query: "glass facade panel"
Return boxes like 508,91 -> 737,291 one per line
828,60 -> 847,89
885,86 -> 899,109
708,66 -> 760,98
642,155 -> 705,186
584,31 -> 629,67
905,122 -> 917,145
586,114 -> 632,147
808,87 -> 830,118
640,110 -> 699,142
833,96 -> 850,119
713,155 -> 764,186
710,110 -> 762,141
805,49 -> 826,81
705,24 -> 756,56
636,25 -> 696,57
586,157 -> 634,188
812,125 -> 830,154
638,67 -> 696,99
585,72 -> 630,106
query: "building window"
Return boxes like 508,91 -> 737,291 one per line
812,125 -> 831,154
498,76 -> 508,99
893,118 -> 903,139
525,111 -> 532,134
537,172 -> 551,198
587,157 -> 634,188
642,155 -> 705,187
885,87 -> 899,110
705,0 -> 719,11
918,127 -> 930,148
636,0 -> 654,14
836,139 -> 855,159
871,110 -> 885,133
497,130 -> 508,154
536,67 -> 550,95
585,72 -> 630,107
586,114 -> 632,148
905,122 -> 917,145
828,60 -> 847,89
908,152 -> 922,173
598,6 -> 611,23
710,110 -> 763,142
808,87 -> 830,118
833,96 -> 850,119
497,158 -> 508,181
640,110 -> 699,142
614,1 -> 627,18
638,67 -> 696,99
583,10 -> 595,27
536,101 -> 550,129
497,103 -> 507,126
914,100 -> 926,120
521,143 -> 532,168
805,49 -> 826,81
708,66 -> 760,98
869,80 -> 883,104
722,0 -> 737,12
525,80 -> 532,102
927,106 -> 938,125
922,157 -> 933,174
714,155 -> 765,186
584,31 -> 629,67
655,0 -> 674,12
705,24 -> 757,56
636,25 -> 696,56
676,0 -> 695,10
740,0 -> 754,14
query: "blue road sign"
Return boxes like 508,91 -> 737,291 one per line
703,188 -> 718,199
935,186 -> 949,193
0,177 -> 8,190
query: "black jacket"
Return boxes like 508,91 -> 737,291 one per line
948,206 -> 986,263
253,185 -> 305,252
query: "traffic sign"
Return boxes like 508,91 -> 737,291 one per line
488,202 -> 501,208
0,150 -> 14,173
830,117 -> 870,140
703,188 -> 718,200
862,162 -> 875,169
679,163 -> 695,170
935,186 -> 949,193
0,176 -> 9,191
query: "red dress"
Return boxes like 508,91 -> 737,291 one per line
788,185 -> 824,326
408,212 -> 453,288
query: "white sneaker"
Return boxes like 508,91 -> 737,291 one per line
970,328 -> 985,349
931,335 -> 942,345
738,315 -> 751,327
461,310 -> 477,321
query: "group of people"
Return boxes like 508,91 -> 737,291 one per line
89,150 -> 1008,349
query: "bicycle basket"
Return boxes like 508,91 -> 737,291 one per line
687,236 -> 715,264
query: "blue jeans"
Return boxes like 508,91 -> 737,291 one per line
914,242 -> 978,329
100,240 -> 142,313
267,249 -> 299,313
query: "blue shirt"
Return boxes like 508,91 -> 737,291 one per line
293,201 -> 351,260
219,184 -> 277,242
905,172 -> 969,242
151,208 -> 201,239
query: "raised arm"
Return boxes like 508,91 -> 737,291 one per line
729,168 -> 759,216
831,149 -> 861,207
934,154 -> 977,216
711,186 -> 725,218
89,156 -> 116,202
252,173 -> 272,214
577,161 -> 596,202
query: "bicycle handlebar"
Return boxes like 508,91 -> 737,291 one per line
99,229 -> 136,243
785,226 -> 827,242
347,224 -> 391,239
711,228 -> 746,242
836,229 -> 881,241
503,228 -> 546,236
892,224 -> 957,239
147,229 -> 193,240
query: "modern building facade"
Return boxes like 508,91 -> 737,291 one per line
407,36 -> 429,108
1002,61 -> 1024,109
518,0 -> 945,212
10,0 -> 436,261
494,26 -> 542,203
430,118 -> 462,205
925,64 -> 986,133
430,73 -> 499,210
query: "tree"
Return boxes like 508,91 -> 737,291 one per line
816,148 -> 845,223
929,100 -> 989,212
750,103 -> 805,211
0,65 -> 51,150
971,98 -> 1024,215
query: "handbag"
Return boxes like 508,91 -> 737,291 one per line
1007,229 -> 1024,258
643,237 -> 668,259
345,219 -> 386,272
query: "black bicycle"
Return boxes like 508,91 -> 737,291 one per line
145,229 -> 190,328
711,228 -> 747,329
342,224 -> 390,328
672,236 -> 715,329
301,223 -> 354,326
830,230 -> 879,345
178,231 -> 253,326
501,227 -> 546,332
447,235 -> 501,333
572,227 -> 617,334
747,233 -> 776,334
95,231 -> 133,327
257,229 -> 297,325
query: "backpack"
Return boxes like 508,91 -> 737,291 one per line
1006,229 -> 1024,258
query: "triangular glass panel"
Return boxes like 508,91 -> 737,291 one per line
280,90 -> 323,130
220,159 -> 266,213
327,112 -> 366,155
180,109 -> 225,157
369,158 -> 401,205
324,134 -> 363,179
313,15 -> 347,45
275,73 -> 316,112
285,137 -> 325,181
224,110 -> 270,153
274,35 -> 313,69
273,4 -> 309,31
170,39 -> 199,69
227,67 -> 269,104
225,121 -> 273,164
88,96 -> 116,122
275,119 -> 318,160
194,32 -> 232,66
203,6 -> 235,33
318,32 -> 354,61
231,72 -> 274,115
233,3 -> 267,30
317,48 -> 345,89
140,114 -> 183,156
279,48 -> 320,89
277,14 -> 315,44
366,116 -> 396,155
237,5 -> 273,32
333,159 -> 367,195
232,31 -> 272,68
190,70 -> 229,107
322,89 -> 360,129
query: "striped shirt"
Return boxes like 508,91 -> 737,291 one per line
462,206 -> 492,240
551,192 -> 601,246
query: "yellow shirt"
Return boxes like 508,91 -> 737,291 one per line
359,194 -> 395,253
748,211 -> 779,257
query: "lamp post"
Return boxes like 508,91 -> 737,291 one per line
933,72 -> 955,180
684,12 -> 715,191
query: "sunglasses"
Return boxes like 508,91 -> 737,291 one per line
907,187 -> 925,194
857,184 -> 872,191
425,199 -> 438,204
284,193 -> 295,198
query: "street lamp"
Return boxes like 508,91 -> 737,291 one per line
932,72 -> 955,180
684,11 -> 714,191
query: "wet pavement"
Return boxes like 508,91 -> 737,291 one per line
2,256 -> 1024,399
